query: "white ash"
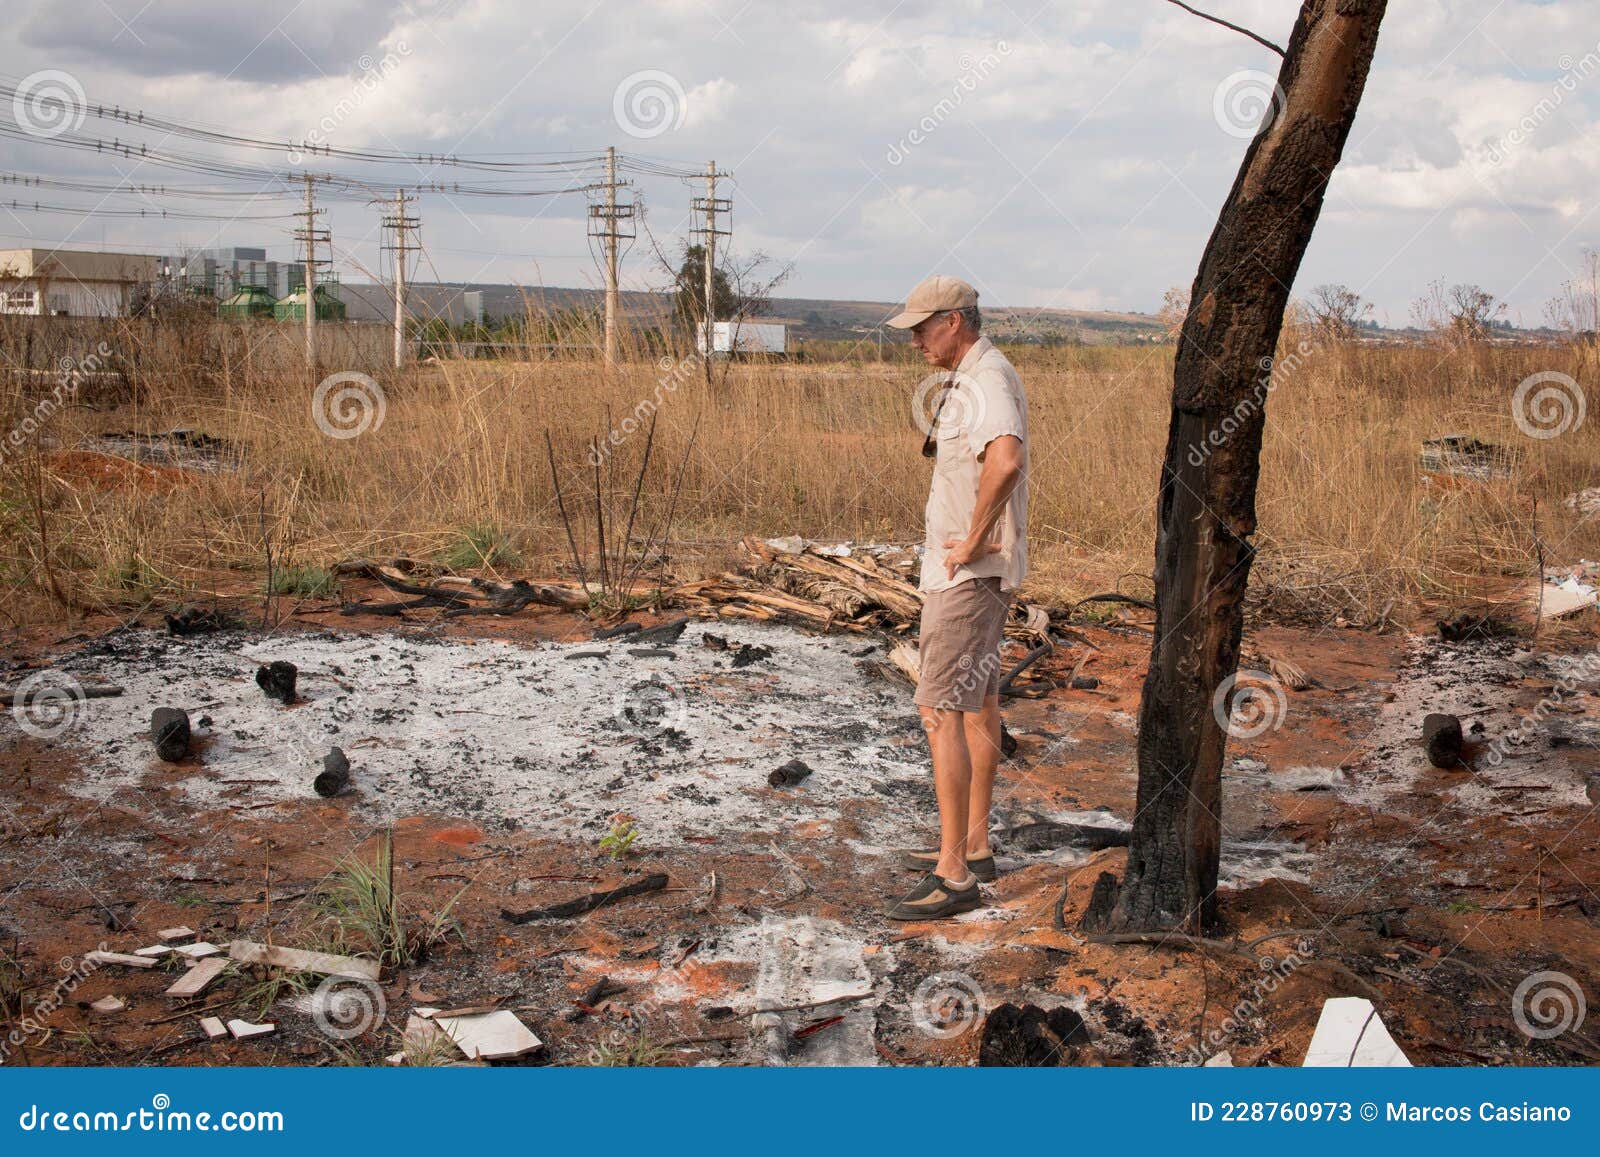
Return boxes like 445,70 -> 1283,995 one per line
1339,635 -> 1593,815
45,621 -> 936,846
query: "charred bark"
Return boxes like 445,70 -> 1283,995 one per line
1111,0 -> 1387,931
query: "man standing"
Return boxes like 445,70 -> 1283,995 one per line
883,275 -> 1028,921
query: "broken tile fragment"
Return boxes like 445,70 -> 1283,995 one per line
228,939 -> 379,980
89,995 -> 126,1013
226,1018 -> 276,1041
158,926 -> 197,942
199,1016 -> 229,1040
165,956 -> 228,999
429,1010 -> 542,1061
173,941 -> 221,958
85,950 -> 159,969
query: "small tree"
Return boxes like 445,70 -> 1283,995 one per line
1411,279 -> 1504,345
671,243 -> 741,334
1157,285 -> 1189,338
1305,283 -> 1371,341
1544,247 -> 1600,359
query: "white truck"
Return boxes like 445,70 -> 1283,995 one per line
696,320 -> 786,357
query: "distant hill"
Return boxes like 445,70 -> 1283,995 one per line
418,281 -> 1171,344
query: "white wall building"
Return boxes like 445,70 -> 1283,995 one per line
0,248 -> 160,317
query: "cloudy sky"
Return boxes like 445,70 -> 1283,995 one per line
1,0 -> 1595,325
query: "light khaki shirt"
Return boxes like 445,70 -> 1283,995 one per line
920,336 -> 1029,594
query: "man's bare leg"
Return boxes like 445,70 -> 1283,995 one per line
920,705 -> 976,883
961,693 -> 1002,858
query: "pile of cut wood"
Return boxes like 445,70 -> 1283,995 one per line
669,537 -> 923,633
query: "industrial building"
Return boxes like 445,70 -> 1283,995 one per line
158,246 -> 293,298
0,247 -> 160,316
335,282 -> 484,327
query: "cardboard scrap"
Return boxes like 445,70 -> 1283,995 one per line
165,955 -> 228,999
1302,997 -> 1411,1067
228,939 -> 380,981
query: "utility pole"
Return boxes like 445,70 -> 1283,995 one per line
293,174 -> 330,369
691,160 -> 729,362
381,189 -> 419,369
588,146 -> 634,368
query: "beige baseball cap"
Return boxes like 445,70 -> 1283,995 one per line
885,275 -> 979,329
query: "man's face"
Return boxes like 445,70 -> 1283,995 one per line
909,311 -> 963,369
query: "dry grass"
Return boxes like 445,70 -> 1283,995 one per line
1,313 -> 1596,627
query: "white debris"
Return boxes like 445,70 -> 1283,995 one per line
428,1009 -> 542,1061
226,1018 -> 276,1041
1302,997 -> 1411,1067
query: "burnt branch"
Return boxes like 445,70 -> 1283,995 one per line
1163,0 -> 1285,56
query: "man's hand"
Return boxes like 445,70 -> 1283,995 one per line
942,535 -> 1002,579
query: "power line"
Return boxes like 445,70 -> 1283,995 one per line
0,198 -> 297,221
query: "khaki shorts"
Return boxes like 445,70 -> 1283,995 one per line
914,577 -> 1010,713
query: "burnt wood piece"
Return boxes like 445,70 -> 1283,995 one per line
500,873 -> 670,924
768,759 -> 813,788
150,707 -> 191,762
594,622 -> 644,641
314,747 -> 351,797
1008,821 -> 1130,853
1423,713 -> 1464,769
978,1003 -> 1092,1067
255,661 -> 298,704
633,617 -> 690,645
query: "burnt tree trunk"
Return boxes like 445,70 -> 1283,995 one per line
1108,0 -> 1387,931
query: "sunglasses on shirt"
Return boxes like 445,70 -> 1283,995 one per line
921,377 -> 953,458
